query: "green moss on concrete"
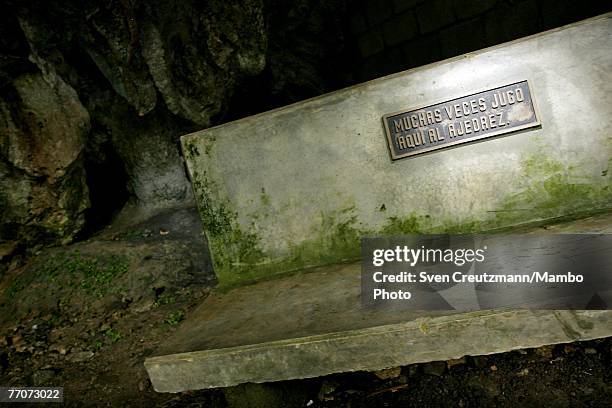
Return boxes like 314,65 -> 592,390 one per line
284,207 -> 363,268
381,214 -> 430,234
191,171 -> 234,236
210,226 -> 266,279
215,206 -> 366,288
260,188 -> 271,207
191,165 -> 368,287
194,150 -> 611,288
190,170 -> 267,285
490,154 -> 611,227
379,213 -> 481,235
204,142 -> 215,156
184,141 -> 200,159
377,154 -> 611,237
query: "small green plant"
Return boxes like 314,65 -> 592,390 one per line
93,340 -> 104,351
48,313 -> 62,327
121,229 -> 146,240
104,328 -> 122,343
154,293 -> 176,307
165,310 -> 185,326
5,278 -> 25,299
78,255 -> 129,297
27,251 -> 129,298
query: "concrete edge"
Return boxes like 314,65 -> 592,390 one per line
145,309 -> 612,392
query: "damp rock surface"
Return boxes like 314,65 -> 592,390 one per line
0,0 -> 348,247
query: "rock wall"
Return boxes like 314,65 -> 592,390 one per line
0,0 -> 347,248
0,71 -> 90,245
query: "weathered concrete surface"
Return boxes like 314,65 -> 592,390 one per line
148,309 -> 611,393
182,15 -> 612,287
145,213 -> 612,393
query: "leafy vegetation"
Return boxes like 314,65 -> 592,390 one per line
165,310 -> 185,326
3,250 -> 129,300
104,328 -> 122,343
154,293 -> 176,307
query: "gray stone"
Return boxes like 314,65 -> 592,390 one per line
110,112 -> 193,212
140,0 -> 268,127
318,379 -> 339,400
18,1 -> 267,126
416,0 -> 456,33
0,71 -> 90,245
0,1 -> 269,249
373,367 -> 402,380
68,351 -> 94,363
32,368 -> 57,386
181,15 -> 612,287
447,356 -> 466,369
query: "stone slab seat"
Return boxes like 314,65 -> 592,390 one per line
145,212 -> 612,393
145,14 -> 612,393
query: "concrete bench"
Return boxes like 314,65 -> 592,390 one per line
145,14 -> 612,395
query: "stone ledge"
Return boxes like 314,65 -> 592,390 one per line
145,213 -> 612,393
146,308 -> 612,392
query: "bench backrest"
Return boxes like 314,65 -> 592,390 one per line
181,15 -> 612,287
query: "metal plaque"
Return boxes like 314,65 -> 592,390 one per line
382,80 -> 540,160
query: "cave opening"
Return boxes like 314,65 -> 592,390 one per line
79,139 -> 130,239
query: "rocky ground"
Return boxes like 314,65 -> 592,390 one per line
0,207 -> 610,407
0,207 -> 215,406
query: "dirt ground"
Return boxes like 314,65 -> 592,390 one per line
0,208 -> 610,407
